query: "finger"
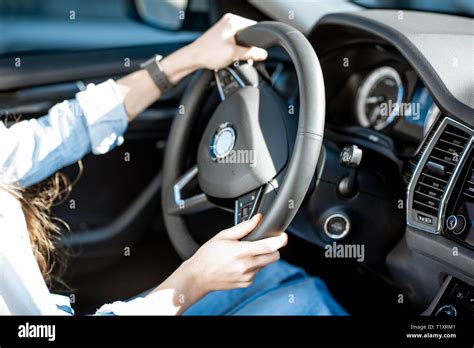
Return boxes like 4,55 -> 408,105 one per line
242,271 -> 257,283
245,232 -> 288,255
250,250 -> 280,270
234,45 -> 268,62
235,281 -> 253,289
223,13 -> 257,32
219,213 -> 262,240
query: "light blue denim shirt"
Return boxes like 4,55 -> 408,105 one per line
0,79 -> 128,188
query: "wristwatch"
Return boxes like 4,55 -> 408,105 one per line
140,54 -> 174,94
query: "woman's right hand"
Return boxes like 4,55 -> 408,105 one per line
182,214 -> 288,293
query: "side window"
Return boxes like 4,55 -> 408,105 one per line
136,0 -> 211,31
0,0 -> 208,56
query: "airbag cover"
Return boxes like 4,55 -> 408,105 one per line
197,85 -> 288,198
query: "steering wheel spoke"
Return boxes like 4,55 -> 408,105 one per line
169,165 -> 214,216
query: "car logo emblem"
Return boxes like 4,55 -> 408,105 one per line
209,122 -> 236,161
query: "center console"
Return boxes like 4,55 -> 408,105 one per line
423,276 -> 474,317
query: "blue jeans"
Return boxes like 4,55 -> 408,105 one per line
183,260 -> 348,316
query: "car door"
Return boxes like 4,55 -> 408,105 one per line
0,0 -> 215,311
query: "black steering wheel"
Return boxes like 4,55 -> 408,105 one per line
161,22 -> 325,259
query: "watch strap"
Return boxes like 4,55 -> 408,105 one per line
141,54 -> 174,94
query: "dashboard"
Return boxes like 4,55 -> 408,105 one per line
307,10 -> 474,312
262,7 -> 473,314
353,64 -> 438,136
318,42 -> 443,156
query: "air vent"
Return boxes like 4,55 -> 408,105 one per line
408,117 -> 472,233
413,124 -> 469,216
403,118 -> 443,186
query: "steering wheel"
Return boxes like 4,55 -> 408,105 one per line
161,22 -> 325,259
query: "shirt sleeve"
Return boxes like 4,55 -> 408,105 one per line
0,79 -> 128,188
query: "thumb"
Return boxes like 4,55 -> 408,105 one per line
219,213 -> 262,240
234,45 -> 268,62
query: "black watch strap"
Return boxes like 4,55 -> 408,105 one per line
140,54 -> 174,94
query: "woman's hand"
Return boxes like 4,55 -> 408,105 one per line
182,214 -> 288,293
160,13 -> 267,84
147,214 -> 287,315
188,13 -> 268,70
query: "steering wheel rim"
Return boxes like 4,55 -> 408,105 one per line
162,21 -> 326,259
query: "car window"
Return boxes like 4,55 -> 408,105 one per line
352,0 -> 474,17
0,0 -> 204,55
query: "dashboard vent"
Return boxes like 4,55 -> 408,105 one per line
403,118 -> 443,186
413,124 -> 470,217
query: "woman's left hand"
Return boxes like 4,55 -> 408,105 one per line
160,13 -> 268,85
188,13 -> 268,70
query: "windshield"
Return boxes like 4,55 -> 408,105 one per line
352,0 -> 474,17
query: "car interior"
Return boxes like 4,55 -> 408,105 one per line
0,0 -> 473,317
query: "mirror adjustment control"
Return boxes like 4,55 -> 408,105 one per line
446,215 -> 466,235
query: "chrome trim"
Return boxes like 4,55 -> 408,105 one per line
439,137 -> 473,234
226,67 -> 247,88
214,70 -> 225,101
209,123 -> 236,161
446,215 -> 467,235
435,304 -> 457,317
355,66 -> 404,130
323,214 -> 351,240
234,200 -> 240,226
173,165 -> 199,209
407,116 -> 473,234
423,103 -> 441,136
213,67 -> 247,101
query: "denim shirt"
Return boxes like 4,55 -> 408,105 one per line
0,79 -> 129,315
0,79 -> 128,188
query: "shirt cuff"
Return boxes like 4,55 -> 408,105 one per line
95,296 -> 159,316
75,79 -> 128,155
94,289 -> 181,316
